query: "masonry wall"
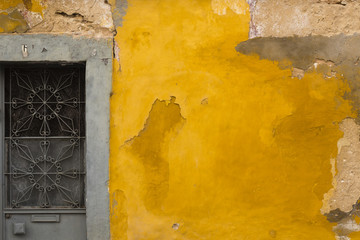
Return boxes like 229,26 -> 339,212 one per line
1,0 -> 360,239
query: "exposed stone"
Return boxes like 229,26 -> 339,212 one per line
249,0 -> 360,38
28,0 -> 114,38
247,0 -> 258,39
322,119 -> 360,213
291,67 -> 304,79
18,6 -> 43,28
333,217 -> 360,240
316,118 -> 360,239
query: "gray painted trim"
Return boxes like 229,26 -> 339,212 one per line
0,34 -> 112,240
0,66 -> 4,240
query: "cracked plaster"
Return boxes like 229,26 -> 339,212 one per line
1,0 -> 360,239
236,35 -> 360,118
29,0 -> 114,37
0,0 -> 115,38
322,118 -> 360,214
249,0 -> 360,38
237,33 -> 360,238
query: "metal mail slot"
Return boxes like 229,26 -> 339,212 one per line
31,215 -> 60,223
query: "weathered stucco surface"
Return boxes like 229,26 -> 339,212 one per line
236,35 -> 360,116
109,0 -> 356,239
249,0 -> 360,38
236,0 -> 360,237
2,0 -> 360,239
237,34 -> 360,240
322,119 -> 360,213
0,0 -> 114,37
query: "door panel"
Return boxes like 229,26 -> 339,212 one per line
2,63 -> 86,239
5,213 -> 86,240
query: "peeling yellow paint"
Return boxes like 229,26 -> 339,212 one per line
0,0 -> 44,14
28,0 -> 44,15
0,0 -> 23,9
211,0 -> 248,15
0,0 -> 46,33
110,189 -> 128,240
110,0 -> 355,239
0,10 -> 28,33
0,0 -> 356,239
350,231 -> 360,239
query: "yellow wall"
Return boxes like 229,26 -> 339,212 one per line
109,0 -> 354,239
0,0 -> 356,239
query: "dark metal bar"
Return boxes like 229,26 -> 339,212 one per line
0,65 -> 5,239
4,173 -> 86,175
4,209 -> 86,214
5,137 -> 86,139
4,102 -> 86,104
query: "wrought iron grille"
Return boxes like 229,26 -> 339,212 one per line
4,64 -> 85,209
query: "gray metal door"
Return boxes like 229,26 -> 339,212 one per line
1,63 -> 87,240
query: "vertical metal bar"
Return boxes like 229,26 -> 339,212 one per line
44,68 -> 47,197
8,67 -> 12,211
78,67 -> 81,206
0,65 -> 5,239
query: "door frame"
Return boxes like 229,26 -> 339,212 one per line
0,34 -> 112,240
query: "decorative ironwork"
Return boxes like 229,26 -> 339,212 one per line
4,65 -> 85,209
10,70 -> 79,137
10,139 -> 81,208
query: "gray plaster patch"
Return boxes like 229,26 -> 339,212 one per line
112,0 -> 128,27
236,35 -> 360,70
236,34 -> 360,119
0,34 -> 112,240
